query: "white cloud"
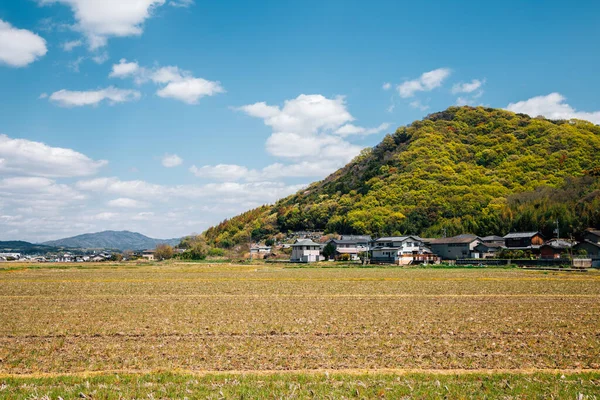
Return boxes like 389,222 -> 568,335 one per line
334,122 -> 390,137
190,159 -> 347,182
239,95 -> 353,135
48,87 -> 141,107
382,82 -> 391,91
161,153 -> 183,168
157,78 -> 224,104
0,134 -> 107,178
107,197 -> 148,208
39,0 -> 167,50
452,79 -> 484,94
169,0 -> 194,7
109,58 -> 140,78
237,94 -> 386,175
91,51 -> 109,64
0,19 -> 48,67
67,56 -> 85,72
409,100 -> 429,111
108,62 -> 225,104
506,93 -> 600,124
62,39 -> 82,51
190,164 -> 250,181
397,68 -> 451,98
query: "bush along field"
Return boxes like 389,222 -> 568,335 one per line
1,263 -> 600,398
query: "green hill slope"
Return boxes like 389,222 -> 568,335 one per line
204,106 -> 600,247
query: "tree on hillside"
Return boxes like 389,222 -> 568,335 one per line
155,244 -> 174,261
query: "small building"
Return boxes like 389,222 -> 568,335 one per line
573,240 -> 600,258
540,239 -> 573,259
142,250 -> 155,261
290,239 -> 322,263
339,235 -> 372,248
370,236 -> 436,265
250,245 -> 272,259
481,235 -> 505,246
503,232 -> 545,250
325,238 -> 369,260
429,234 -> 482,260
473,242 -> 504,258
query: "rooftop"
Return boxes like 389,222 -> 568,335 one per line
292,239 -> 320,247
430,234 -> 479,245
504,232 -> 541,239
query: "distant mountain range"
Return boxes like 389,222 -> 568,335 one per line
41,230 -> 181,251
0,241 -> 59,255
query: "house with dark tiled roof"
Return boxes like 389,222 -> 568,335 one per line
429,234 -> 482,260
540,239 -> 574,259
503,232 -> 544,250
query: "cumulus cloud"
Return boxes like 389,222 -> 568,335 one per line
62,39 -> 82,51
39,0 -> 167,49
506,93 -> 600,124
161,153 -> 183,168
107,197 -> 148,208
189,159 -> 345,182
382,82 -> 391,91
109,61 -> 224,104
452,79 -> 484,94
48,87 -> 141,107
0,134 -> 107,177
0,19 -> 48,67
109,58 -> 140,78
236,94 -> 387,177
397,68 -> 451,98
190,164 -> 250,181
334,123 -> 390,137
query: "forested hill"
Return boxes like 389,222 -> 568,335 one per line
204,106 -> 600,247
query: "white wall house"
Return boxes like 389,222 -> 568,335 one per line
370,236 -> 436,265
290,239 -> 321,263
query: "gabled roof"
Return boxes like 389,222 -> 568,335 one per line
340,235 -> 372,241
329,239 -> 360,245
475,242 -> 504,249
292,239 -> 320,247
430,234 -> 480,245
481,235 -> 505,242
374,236 -> 421,242
504,232 -> 541,239
541,239 -> 574,250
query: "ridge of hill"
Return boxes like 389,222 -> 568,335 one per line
42,230 -> 181,251
203,106 -> 600,247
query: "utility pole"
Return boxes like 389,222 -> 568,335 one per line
554,220 -> 560,240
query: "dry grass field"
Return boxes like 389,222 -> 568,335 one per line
1,262 -> 600,398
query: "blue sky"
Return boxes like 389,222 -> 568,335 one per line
0,0 -> 599,241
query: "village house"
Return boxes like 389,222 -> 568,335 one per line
290,239 -> 322,263
369,236 -> 437,265
250,245 -> 272,259
503,232 -> 545,250
481,235 -> 506,246
429,234 -> 482,260
473,241 -> 504,258
142,250 -> 156,261
540,239 -> 574,259
325,237 -> 370,261
573,240 -> 600,258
